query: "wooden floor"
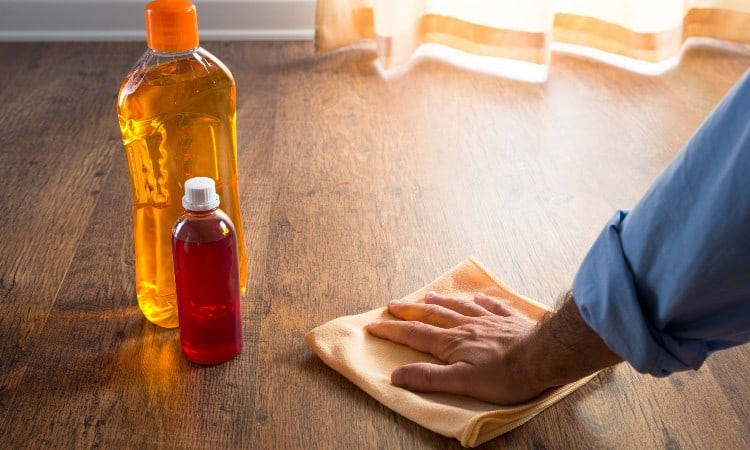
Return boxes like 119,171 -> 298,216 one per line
1,39 -> 749,448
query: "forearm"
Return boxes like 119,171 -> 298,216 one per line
512,290 -> 623,393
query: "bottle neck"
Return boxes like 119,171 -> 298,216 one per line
146,46 -> 201,58
185,207 -> 218,217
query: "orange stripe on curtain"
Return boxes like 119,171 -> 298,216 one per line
554,9 -> 750,62
316,7 -> 548,67
378,15 -> 549,67
315,2 -> 750,69
314,7 -> 375,54
552,14 -> 683,62
683,8 -> 750,43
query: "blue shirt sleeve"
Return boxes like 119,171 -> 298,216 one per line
572,69 -> 750,376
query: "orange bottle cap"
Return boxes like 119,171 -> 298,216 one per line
145,0 -> 199,52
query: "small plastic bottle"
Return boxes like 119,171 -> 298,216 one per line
172,177 -> 243,365
117,0 -> 248,328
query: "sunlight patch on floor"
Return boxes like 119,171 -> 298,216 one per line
372,37 -> 750,81
374,43 -> 549,83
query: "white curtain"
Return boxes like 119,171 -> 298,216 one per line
315,0 -> 750,69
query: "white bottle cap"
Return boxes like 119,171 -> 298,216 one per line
182,177 -> 220,211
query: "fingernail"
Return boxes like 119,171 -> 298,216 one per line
388,299 -> 401,306
425,291 -> 437,299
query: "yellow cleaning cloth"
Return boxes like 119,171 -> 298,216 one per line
304,257 -> 598,447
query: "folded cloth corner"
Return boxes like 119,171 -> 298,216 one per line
305,257 -> 598,447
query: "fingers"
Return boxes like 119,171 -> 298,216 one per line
384,293 -> 519,328
391,361 -> 474,397
423,291 -> 492,317
366,319 -> 443,356
473,293 -> 516,317
419,291 -> 518,318
386,299 -> 467,328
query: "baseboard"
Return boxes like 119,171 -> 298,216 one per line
0,0 -> 315,41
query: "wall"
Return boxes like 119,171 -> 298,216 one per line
0,0 -> 315,41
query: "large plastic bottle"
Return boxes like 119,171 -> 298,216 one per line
172,177 -> 243,365
117,0 -> 247,328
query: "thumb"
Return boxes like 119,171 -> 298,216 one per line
391,362 -> 472,396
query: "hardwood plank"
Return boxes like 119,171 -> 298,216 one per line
252,41 -> 750,448
0,42 -> 133,393
706,344 -> 750,430
0,44 -> 46,94
663,39 -> 750,117
1,40 -> 749,448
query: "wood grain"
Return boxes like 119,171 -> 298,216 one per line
0,39 -> 749,448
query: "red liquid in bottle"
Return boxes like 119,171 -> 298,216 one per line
172,210 -> 243,365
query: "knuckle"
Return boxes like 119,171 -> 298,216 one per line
403,321 -> 425,340
405,364 -> 434,390
421,365 -> 434,386
435,331 -> 464,360
421,303 -> 443,319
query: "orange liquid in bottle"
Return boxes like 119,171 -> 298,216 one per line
117,54 -> 247,328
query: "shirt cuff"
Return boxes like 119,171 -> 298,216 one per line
572,210 -> 692,376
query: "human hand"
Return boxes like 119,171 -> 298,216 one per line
366,291 -> 547,405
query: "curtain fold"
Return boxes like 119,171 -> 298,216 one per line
315,0 -> 750,69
